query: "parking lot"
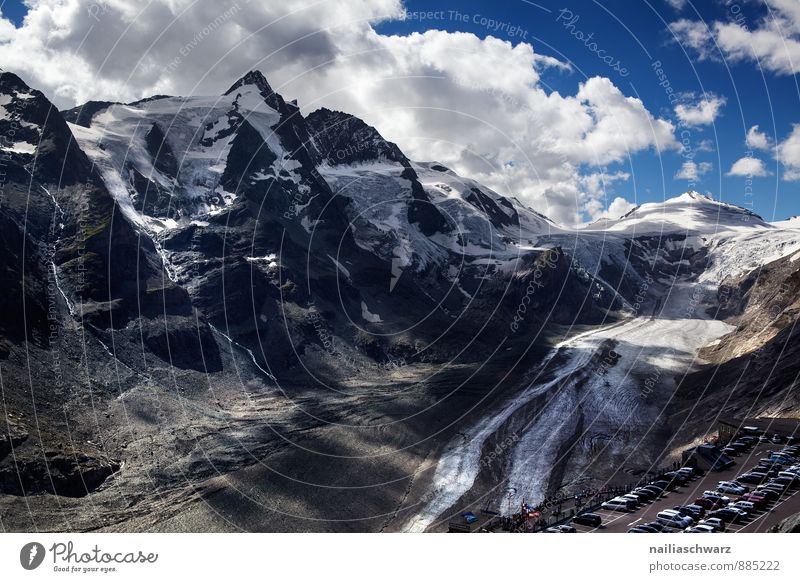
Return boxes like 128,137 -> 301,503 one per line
570,443 -> 800,533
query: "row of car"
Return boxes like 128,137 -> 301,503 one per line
678,443 -> 800,531
599,467 -> 700,516
723,433 -> 800,458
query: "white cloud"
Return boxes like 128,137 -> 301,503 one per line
672,1 -> 800,75
777,125 -> 800,181
697,139 -> 715,153
669,19 -> 717,61
0,0 -> 679,226
579,171 -> 634,221
665,0 -> 688,11
726,156 -> 771,177
675,160 -> 712,181
745,125 -> 773,151
674,95 -> 726,127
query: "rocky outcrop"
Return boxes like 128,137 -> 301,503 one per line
0,451 -> 120,497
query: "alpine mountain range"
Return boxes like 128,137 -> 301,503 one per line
1,69 -> 799,532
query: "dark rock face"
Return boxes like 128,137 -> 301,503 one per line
61,100 -> 117,128
144,122 -> 179,177
0,452 -> 120,497
466,187 -> 518,228
219,120 -> 278,196
403,167 -> 450,236
0,71 -> 219,367
305,107 -> 408,166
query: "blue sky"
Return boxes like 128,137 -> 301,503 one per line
375,0 -> 800,221
2,0 -> 799,222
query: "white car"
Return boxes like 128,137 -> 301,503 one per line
717,482 -> 747,495
657,509 -> 693,529
731,500 -> 756,514
601,498 -> 633,512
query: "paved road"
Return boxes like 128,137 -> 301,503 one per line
570,443 -> 799,533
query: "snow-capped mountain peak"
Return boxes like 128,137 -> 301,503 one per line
584,190 -> 769,235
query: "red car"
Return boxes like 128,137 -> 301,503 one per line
693,497 -> 723,510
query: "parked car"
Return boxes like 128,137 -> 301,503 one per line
673,504 -> 704,519
773,476 -> 800,490
698,517 -> 726,532
677,466 -> 699,477
620,494 -> 643,506
657,509 -> 693,529
760,481 -> 787,493
602,498 -> 633,512
737,473 -> 768,485
702,491 -> 731,505
771,434 -> 786,444
572,513 -> 602,527
752,488 -> 780,502
708,508 -> 747,524
628,526 -> 654,533
653,480 -> 678,491
665,471 -> 689,483
685,525 -> 716,533
631,488 -> 657,501
769,453 -> 793,464
645,521 -> 677,533
717,481 -> 748,495
739,493 -> 768,509
731,500 -> 756,515
693,497 -> 723,510
641,485 -> 664,497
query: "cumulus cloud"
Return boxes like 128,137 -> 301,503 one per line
745,125 -> 773,151
674,95 -> 726,127
0,0 -> 679,225
675,160 -> 712,181
777,125 -> 800,181
671,1 -> 800,75
726,156 -> 771,177
665,0 -> 688,11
